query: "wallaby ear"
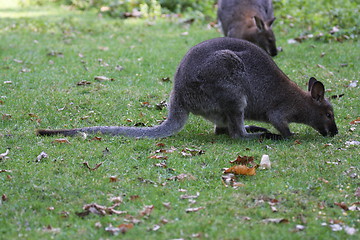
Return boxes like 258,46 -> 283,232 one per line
308,77 -> 318,91
310,81 -> 325,102
254,16 -> 265,32
267,17 -> 276,27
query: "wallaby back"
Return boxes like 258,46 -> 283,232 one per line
218,0 -> 277,56
37,38 -> 338,139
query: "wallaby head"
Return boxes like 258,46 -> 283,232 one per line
252,15 -> 277,56
218,0 -> 278,56
307,77 -> 338,137
37,38 -> 338,140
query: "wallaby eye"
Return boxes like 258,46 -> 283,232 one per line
326,113 -> 332,119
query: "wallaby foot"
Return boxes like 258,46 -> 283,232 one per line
260,132 -> 283,140
245,125 -> 269,133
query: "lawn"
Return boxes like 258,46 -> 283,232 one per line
0,2 -> 359,239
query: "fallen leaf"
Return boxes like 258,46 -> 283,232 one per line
180,192 -> 200,199
52,138 -> 70,144
224,165 -> 257,176
160,77 -> 171,82
355,187 -> 360,198
149,155 -> 168,160
181,148 -> 205,157
109,176 -> 119,182
0,148 -> 10,160
42,225 -> 61,233
130,195 -> 140,201
36,151 -> 48,162
94,75 -> 114,81
154,162 -> 167,168
162,202 -> 171,209
185,207 -> 205,213
139,205 -> 154,217
0,170 -> 12,173
168,173 -> 196,181
83,161 -> 103,171
344,226 -> 357,235
76,202 -> 126,218
77,80 -> 92,85
150,224 -> 161,231
90,136 -> 102,141
349,117 -> 360,125
2,114 -> 12,120
2,194 -> 8,201
334,202 -> 349,211
347,80 -> 358,88
98,46 -> 109,51
262,218 -> 289,224
318,178 -> 329,184
105,223 -> 133,235
230,155 -> 254,165
47,51 -> 64,57
4,81 -> 12,84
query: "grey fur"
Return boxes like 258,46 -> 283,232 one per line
37,38 -> 338,139
218,0 -> 278,56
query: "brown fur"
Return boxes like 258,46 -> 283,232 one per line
218,0 -> 278,56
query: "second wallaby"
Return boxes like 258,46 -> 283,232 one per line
218,0 -> 278,56
37,38 -> 338,139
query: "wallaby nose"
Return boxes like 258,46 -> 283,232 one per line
270,50 -> 277,57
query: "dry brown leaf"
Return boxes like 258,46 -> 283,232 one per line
90,136 -> 102,141
154,162 -> 167,168
350,117 -> 360,125
162,202 -> 171,209
42,225 -> 61,233
52,138 -> 71,144
229,155 -> 254,165
77,80 -> 92,86
0,169 -> 12,173
130,195 -> 140,201
355,188 -> 360,198
2,194 -> 8,201
318,178 -> 329,184
181,148 -> 205,157
334,202 -> 349,211
139,205 -> 154,217
105,223 -> 133,235
168,173 -> 196,181
180,192 -> 200,199
149,155 -> 168,160
224,165 -> 258,176
83,161 -> 103,171
262,218 -> 289,224
2,114 -> 12,120
109,176 -> 119,182
185,207 -> 205,213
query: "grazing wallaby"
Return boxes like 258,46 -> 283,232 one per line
37,38 -> 338,139
218,0 -> 278,56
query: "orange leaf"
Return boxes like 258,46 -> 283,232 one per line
229,155 -> 254,165
224,165 -> 257,176
52,138 -> 71,144
350,117 -> 360,125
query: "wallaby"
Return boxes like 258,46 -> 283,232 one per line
218,0 -> 278,56
37,38 -> 338,139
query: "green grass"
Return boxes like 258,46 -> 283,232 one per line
1,4 -> 359,240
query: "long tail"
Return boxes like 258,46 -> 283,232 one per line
37,99 -> 189,138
